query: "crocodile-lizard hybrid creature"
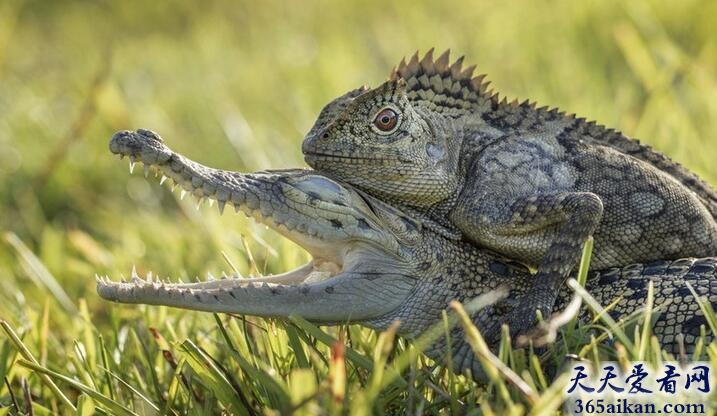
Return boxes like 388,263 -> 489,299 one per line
301,49 -> 717,342
98,129 -> 717,378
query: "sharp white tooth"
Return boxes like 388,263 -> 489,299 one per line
218,200 -> 226,215
160,175 -> 168,185
143,164 -> 150,178
129,161 -> 136,174
172,183 -> 178,192
207,273 -> 216,281
208,199 -> 215,207
180,190 -> 187,200
196,197 -> 204,210
131,265 -> 139,279
221,272 -> 229,279
146,271 -> 153,281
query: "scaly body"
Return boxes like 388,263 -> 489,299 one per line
98,130 -> 717,379
301,50 -> 717,342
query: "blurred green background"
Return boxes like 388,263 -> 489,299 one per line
0,0 -> 716,411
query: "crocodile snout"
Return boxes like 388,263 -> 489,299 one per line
109,129 -> 172,165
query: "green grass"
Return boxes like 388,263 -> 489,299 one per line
2,0 -> 717,414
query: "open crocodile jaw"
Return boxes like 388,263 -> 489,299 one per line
97,130 -> 414,323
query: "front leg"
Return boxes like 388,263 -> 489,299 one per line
452,192 -> 604,341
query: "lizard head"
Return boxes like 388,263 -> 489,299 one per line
302,49 -> 493,207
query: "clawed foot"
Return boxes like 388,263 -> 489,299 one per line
479,289 -> 556,348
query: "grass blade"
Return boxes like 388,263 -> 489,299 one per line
17,360 -> 138,416
178,339 -> 248,414
4,232 -> 77,314
1,321 -> 76,411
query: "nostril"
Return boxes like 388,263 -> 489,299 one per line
111,130 -> 131,141
301,137 -> 315,155
109,130 -> 132,153
322,133 -> 329,139
137,129 -> 164,142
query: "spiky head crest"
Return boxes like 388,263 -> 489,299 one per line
389,49 -> 493,115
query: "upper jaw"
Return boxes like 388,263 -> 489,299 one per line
108,129 -> 402,259
99,129 -> 417,322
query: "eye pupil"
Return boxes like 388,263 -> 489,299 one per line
373,108 -> 398,132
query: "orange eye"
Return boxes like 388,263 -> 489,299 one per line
373,108 -> 399,132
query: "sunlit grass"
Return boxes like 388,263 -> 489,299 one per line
1,0 -> 717,413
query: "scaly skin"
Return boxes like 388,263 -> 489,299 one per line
301,49 -> 717,343
99,129 -> 717,379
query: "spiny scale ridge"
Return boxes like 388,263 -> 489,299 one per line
390,49 -> 582,122
389,49 -> 492,113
